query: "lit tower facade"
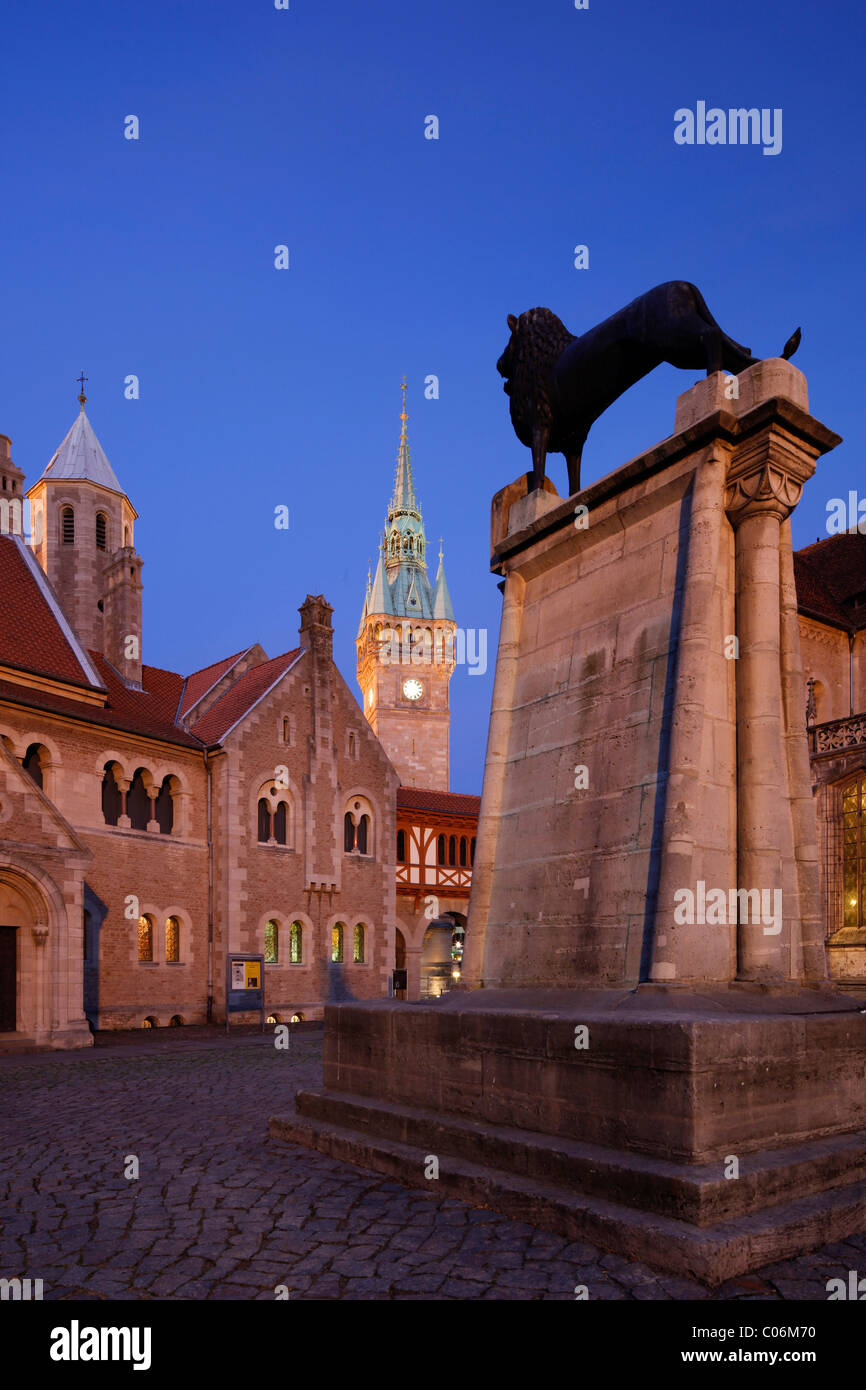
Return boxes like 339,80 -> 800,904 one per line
356,381 -> 456,790
26,377 -> 143,686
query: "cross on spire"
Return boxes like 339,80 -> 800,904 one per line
77,371 -> 88,411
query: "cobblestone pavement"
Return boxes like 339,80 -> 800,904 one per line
0,1029 -> 863,1301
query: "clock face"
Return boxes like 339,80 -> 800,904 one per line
402,678 -> 423,701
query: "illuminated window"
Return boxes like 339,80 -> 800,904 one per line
265,920 -> 279,964
165,916 -> 180,962
353,923 -> 365,963
842,776 -> 866,928
138,915 -> 153,962
332,922 -> 344,963
290,921 -> 303,964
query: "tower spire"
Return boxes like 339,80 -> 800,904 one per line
390,375 -> 418,514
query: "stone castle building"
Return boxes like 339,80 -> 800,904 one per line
795,530 -> 866,983
0,386 -> 402,1046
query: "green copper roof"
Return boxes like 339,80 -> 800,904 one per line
358,382 -> 455,629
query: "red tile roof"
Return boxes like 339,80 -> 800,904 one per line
180,650 -> 248,716
794,553 -> 852,629
191,650 -> 300,745
797,532 -> 866,616
397,786 -> 480,818
0,537 -> 98,687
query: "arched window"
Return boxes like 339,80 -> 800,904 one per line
258,799 -> 271,842
332,922 -> 344,963
396,829 -> 406,862
127,769 -> 150,831
102,763 -> 122,825
61,506 -> 74,544
353,923 -> 366,963
22,743 -> 44,789
138,915 -> 154,962
459,836 -> 467,866
470,837 -> 476,866
265,920 -> 279,964
123,525 -> 130,547
437,834 -> 446,865
344,796 -> 373,856
165,916 -> 180,962
257,787 -> 292,847
274,801 -> 288,845
282,717 -> 290,743
841,775 -> 866,929
290,921 -> 303,964
449,835 -> 456,866
95,512 -> 107,551
155,776 -> 174,834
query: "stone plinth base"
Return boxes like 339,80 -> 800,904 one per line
270,989 -> 866,1283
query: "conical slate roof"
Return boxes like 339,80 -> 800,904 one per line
37,410 -> 124,493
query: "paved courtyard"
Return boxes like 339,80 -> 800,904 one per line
0,1028 -> 863,1301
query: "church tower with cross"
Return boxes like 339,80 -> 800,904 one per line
26,375 -> 144,686
356,381 -> 456,789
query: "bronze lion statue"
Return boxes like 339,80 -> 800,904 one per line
496,281 -> 801,494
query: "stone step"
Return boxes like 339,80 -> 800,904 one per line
269,1093 -> 866,1284
290,1086 -> 866,1226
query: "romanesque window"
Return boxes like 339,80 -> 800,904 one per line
155,776 -> 174,834
332,923 -> 344,963
353,923 -> 366,963
96,512 -> 107,551
265,920 -> 279,964
437,834 -> 446,865
102,763 -> 122,825
61,506 -> 74,544
138,915 -> 154,962
343,797 -> 373,856
841,775 -> 866,928
397,829 -> 406,862
127,769 -> 150,831
165,916 -> 180,962
257,785 -> 292,846
448,835 -> 456,866
459,836 -> 467,867
290,921 -> 303,964
22,743 -> 44,789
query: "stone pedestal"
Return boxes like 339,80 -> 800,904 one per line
270,362 -> 866,1282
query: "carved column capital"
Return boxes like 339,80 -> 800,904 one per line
724,434 -> 816,527
32,925 -> 49,947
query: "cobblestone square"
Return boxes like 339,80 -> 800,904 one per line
1,1029 -> 863,1301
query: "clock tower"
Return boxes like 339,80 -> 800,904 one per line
356,381 -> 456,789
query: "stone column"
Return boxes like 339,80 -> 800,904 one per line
31,925 -> 49,1037
647,441 -> 731,983
406,944 -> 423,1002
117,779 -> 131,830
461,567 -> 526,988
725,427 -> 818,980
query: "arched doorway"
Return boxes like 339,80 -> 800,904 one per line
0,923 -> 17,1031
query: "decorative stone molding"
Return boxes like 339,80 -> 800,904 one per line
724,451 -> 815,525
32,925 -> 49,947
813,715 -> 866,753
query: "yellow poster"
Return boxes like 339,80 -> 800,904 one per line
244,961 -> 261,989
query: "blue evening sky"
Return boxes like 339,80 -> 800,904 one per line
1,0 -> 863,791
